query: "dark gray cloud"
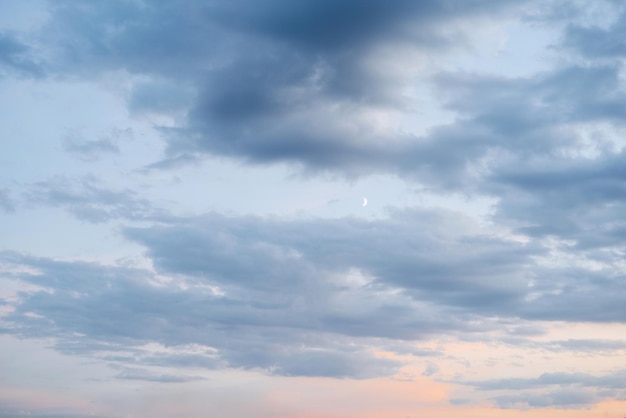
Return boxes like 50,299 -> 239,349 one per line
35,0 -> 532,178
10,200 -> 620,382
29,0 -> 626,238
123,209 -> 544,321
41,0 -> 522,78
423,64 -> 626,260
23,0 -> 626,201
177,59 -> 626,208
209,0 -> 516,51
0,250 -> 406,379
3,195 -> 626,383
436,64 -> 626,133
123,210 -> 626,324
0,197 -> 556,379
483,142 -> 626,252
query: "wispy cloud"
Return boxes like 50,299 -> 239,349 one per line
24,176 -> 165,223
0,188 -> 15,212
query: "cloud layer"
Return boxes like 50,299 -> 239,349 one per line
2,0 -> 626,415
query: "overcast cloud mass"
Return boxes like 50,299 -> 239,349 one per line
2,1 -> 626,417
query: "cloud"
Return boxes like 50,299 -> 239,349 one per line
0,251 -> 405,379
128,78 -> 195,116
469,370 -> 626,391
209,0 -> 511,51
41,0 -> 523,78
62,130 -> 124,161
0,31 -> 43,77
122,209 -> 626,324
491,388 -> 600,409
0,196 -> 541,380
265,349 -> 400,379
33,0 -> 533,179
422,362 -> 440,377
464,370 -> 626,408
479,150 -> 626,262
0,412 -> 107,418
24,176 -> 164,223
4,1 -> 626,413
500,336 -> 626,353
563,6 -> 626,58
421,64 -> 626,266
27,1 -> 626,221
0,400 -> 108,418
113,366 -> 206,383
17,0 -> 626,199
123,209 -> 543,322
548,338 -> 626,352
0,188 -> 15,212
174,56 -> 626,204
2,202 -> 623,380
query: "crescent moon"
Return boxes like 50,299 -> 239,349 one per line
362,197 -> 368,207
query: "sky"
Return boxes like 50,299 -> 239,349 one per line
1,0 -> 626,417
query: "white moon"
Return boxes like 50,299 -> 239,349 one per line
362,197 -> 368,207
